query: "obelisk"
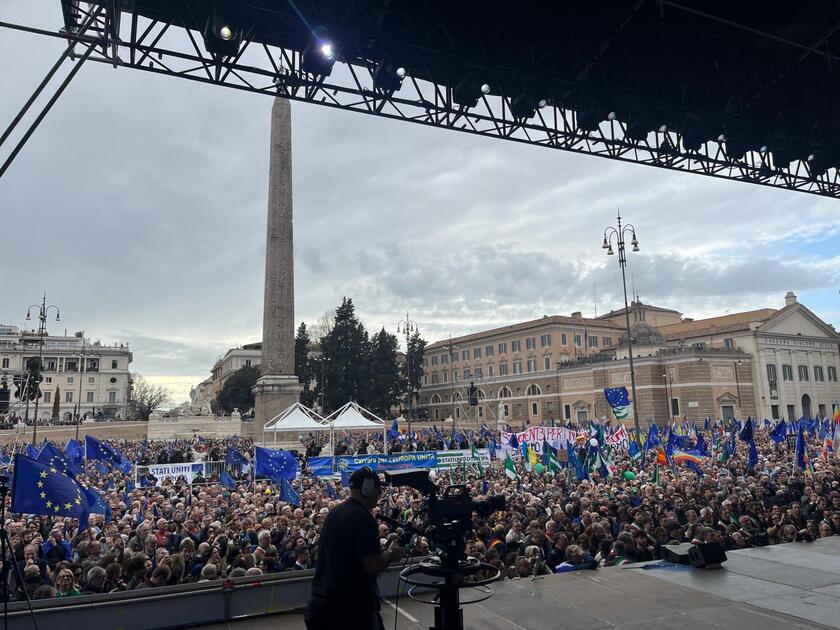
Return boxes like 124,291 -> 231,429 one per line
251,97 -> 302,442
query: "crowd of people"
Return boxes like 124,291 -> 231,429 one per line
0,419 -> 839,601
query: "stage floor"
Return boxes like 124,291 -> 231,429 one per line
196,537 -> 840,630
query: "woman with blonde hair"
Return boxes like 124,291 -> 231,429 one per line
55,568 -> 82,597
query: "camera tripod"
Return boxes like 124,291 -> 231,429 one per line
0,475 -> 40,630
400,556 -> 499,630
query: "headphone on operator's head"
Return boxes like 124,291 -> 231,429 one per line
360,466 -> 376,498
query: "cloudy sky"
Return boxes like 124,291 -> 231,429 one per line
2,3 -> 839,404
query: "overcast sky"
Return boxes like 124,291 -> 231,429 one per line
2,3 -> 839,404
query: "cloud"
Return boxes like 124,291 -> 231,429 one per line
2,1 -> 839,404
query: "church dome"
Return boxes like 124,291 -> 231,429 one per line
619,321 -> 665,347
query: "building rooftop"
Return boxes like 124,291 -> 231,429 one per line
659,308 -> 778,338
426,314 -> 625,350
597,300 -> 682,319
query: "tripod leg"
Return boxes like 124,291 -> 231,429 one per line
0,525 -> 40,630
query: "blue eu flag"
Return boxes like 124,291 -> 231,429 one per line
36,442 -> 74,476
85,435 -> 132,474
254,447 -> 298,480
769,420 -> 787,444
220,470 -> 237,490
280,478 -> 300,507
225,446 -> 249,469
64,439 -> 85,475
11,454 -> 92,521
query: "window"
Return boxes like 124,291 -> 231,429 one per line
1,358 -> 8,368
474,367 -> 482,379
485,345 -> 494,357
786,404 -> 795,420
456,408 -> 460,419
441,371 -> 447,383
498,387 -> 512,398
511,340 -> 521,352
67,377 -> 74,384
441,354 -> 448,364
531,402 -> 539,416
423,375 -> 428,385
88,377 -> 95,384
65,391 -> 73,403
86,391 -> 94,403
782,364 -> 793,381
451,352 -> 458,364
513,360 -> 522,374
423,358 -> 429,368
819,404 -> 827,418
45,359 -> 57,371
561,333 -> 568,345
814,366 -> 825,382
577,409 -> 588,422
463,368 -> 470,379
544,356 -> 552,370
487,365 -> 494,377
498,342 -> 507,354
589,336 -> 598,348
723,338 -> 734,350
44,377 -> 52,384
798,365 -> 809,381
766,364 -> 777,383
473,347 -> 481,359
453,371 -> 459,382
431,356 -> 438,366
564,404 -> 571,420
108,391 -> 117,403
670,398 -> 680,416
527,358 -> 536,373
111,360 -> 118,369
434,409 -> 439,420
43,391 -> 51,403
458,349 -> 466,361
431,373 -> 439,384
499,363 -> 508,376
721,405 -> 734,420
574,334 -> 582,346
603,336 -> 612,346
525,337 -> 536,350
527,384 -> 541,396
245,359 -> 252,367
829,366 -> 837,382
771,405 -> 780,420
540,334 -> 551,347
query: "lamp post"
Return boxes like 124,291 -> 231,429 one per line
734,359 -> 742,413
25,294 -> 60,444
75,332 -> 85,441
602,211 -> 641,438
396,311 -> 418,435
662,370 -> 673,422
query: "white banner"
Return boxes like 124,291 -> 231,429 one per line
435,448 -> 491,470
501,425 -> 629,455
144,463 -> 197,485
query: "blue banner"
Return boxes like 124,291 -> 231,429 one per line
335,451 -> 438,473
306,456 -> 335,477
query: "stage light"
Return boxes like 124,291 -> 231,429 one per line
717,134 -> 726,143
480,83 -> 491,95
537,98 -> 548,109
202,9 -> 242,56
374,61 -> 406,91
511,95 -> 537,120
608,112 -> 617,121
658,124 -> 668,133
302,37 -> 338,76
453,77 -> 490,108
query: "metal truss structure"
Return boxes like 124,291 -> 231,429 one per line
2,1 -> 840,197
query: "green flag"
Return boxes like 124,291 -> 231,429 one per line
504,451 -> 519,480
470,442 -> 484,476
652,462 -> 660,486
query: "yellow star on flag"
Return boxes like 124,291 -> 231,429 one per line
45,501 -> 52,508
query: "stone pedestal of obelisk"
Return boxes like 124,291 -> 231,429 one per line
250,97 -> 302,443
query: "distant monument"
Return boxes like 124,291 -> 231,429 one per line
251,97 -> 302,441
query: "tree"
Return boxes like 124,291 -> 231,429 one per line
366,328 -> 401,419
215,365 -> 260,414
309,308 -> 336,343
320,297 -> 370,412
130,373 -> 172,421
405,331 -> 427,416
295,322 -> 317,407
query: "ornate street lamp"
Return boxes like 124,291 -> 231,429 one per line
396,311 -> 418,435
25,294 -> 60,444
602,211 -> 641,438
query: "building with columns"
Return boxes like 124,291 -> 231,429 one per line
418,292 -> 840,428
0,325 -> 133,421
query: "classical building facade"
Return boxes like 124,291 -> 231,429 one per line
0,325 -> 133,420
418,293 -> 840,428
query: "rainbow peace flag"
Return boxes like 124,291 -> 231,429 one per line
833,402 -> 840,424
671,449 -> 705,466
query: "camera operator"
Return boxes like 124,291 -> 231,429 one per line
305,467 -> 405,630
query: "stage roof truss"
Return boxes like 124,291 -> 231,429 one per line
2,1 -> 840,197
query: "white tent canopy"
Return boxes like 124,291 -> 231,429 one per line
264,403 -> 329,432
324,402 -> 389,453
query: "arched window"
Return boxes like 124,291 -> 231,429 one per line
431,394 -> 441,404
454,391 -> 463,401
498,386 -> 512,398
527,384 -> 542,396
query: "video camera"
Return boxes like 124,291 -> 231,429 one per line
384,470 -> 505,567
